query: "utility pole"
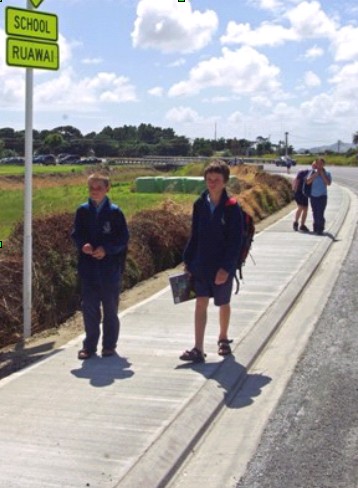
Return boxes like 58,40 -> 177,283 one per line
285,131 -> 289,157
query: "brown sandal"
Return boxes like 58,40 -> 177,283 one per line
217,339 -> 233,356
78,349 -> 93,360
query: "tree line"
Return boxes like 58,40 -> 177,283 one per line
0,124 -> 293,159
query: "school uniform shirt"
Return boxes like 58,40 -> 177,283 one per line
72,197 -> 129,283
311,170 -> 332,197
183,189 -> 243,281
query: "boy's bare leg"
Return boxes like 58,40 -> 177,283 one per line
219,303 -> 231,341
194,297 -> 209,352
301,206 -> 308,225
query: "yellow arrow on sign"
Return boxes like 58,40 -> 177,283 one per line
30,0 -> 45,8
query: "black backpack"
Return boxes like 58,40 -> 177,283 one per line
224,198 -> 255,294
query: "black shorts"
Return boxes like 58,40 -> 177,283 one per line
295,192 -> 308,207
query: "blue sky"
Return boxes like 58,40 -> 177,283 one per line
1,0 -> 358,149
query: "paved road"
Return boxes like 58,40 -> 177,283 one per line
234,166 -> 358,488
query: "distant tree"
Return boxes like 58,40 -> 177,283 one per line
44,133 -> 65,153
353,131 -> 358,145
192,138 -> 214,157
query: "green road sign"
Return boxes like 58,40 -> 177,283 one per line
6,7 -> 58,42
30,0 -> 45,8
6,37 -> 59,70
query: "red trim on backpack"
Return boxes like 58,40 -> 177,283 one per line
225,197 -> 237,206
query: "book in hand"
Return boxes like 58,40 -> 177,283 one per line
169,272 -> 196,304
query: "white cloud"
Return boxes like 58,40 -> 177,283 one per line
132,0 -> 218,53
168,58 -> 186,68
331,25 -> 358,62
304,71 -> 321,87
304,45 -> 324,59
250,0 -> 283,10
285,1 -> 337,38
148,86 -> 164,97
221,1 -> 338,48
166,106 -> 201,123
168,47 -> 281,98
82,58 -> 103,65
221,21 -> 297,47
33,70 -> 137,109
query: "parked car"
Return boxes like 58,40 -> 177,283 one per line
0,157 -> 25,165
58,154 -> 81,164
33,154 -> 56,165
78,157 -> 102,165
275,156 -> 296,167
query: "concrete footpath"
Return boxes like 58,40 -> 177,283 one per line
0,183 -> 350,488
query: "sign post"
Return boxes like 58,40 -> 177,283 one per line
23,49 -> 33,338
5,0 -> 59,339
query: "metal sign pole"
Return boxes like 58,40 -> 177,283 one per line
23,0 -> 34,339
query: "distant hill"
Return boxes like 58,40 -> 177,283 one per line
298,142 -> 355,153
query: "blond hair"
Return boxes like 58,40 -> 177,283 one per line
87,173 -> 110,188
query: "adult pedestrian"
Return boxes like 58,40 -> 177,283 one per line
305,158 -> 332,235
180,160 -> 243,363
72,173 -> 129,360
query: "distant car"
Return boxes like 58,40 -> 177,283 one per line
275,156 -> 296,167
78,157 -> 102,165
33,154 -> 56,165
58,154 -> 81,164
0,157 -> 25,165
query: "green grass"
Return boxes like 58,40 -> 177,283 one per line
0,164 -> 87,176
0,182 -> 196,240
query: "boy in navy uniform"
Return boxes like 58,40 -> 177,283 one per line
72,173 -> 129,360
180,160 -> 243,362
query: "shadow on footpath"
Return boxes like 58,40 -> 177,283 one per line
0,340 -> 58,381
176,354 -> 271,409
71,353 -> 134,387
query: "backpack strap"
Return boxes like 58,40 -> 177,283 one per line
224,196 -> 241,294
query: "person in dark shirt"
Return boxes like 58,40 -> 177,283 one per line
180,161 -> 243,363
72,173 -> 129,360
292,169 -> 310,232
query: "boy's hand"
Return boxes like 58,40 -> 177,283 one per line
92,246 -> 106,260
215,268 -> 228,285
82,243 -> 93,255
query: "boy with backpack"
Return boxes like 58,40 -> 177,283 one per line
180,160 -> 244,363
292,169 -> 310,232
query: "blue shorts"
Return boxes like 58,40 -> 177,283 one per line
194,277 -> 233,306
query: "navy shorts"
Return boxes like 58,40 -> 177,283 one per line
294,192 -> 308,207
194,277 -> 233,306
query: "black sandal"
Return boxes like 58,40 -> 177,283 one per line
217,339 -> 233,356
179,347 -> 206,363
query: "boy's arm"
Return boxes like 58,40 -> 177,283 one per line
71,207 -> 88,252
101,209 -> 129,256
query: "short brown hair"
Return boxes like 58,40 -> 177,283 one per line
87,173 -> 110,188
204,160 -> 230,183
